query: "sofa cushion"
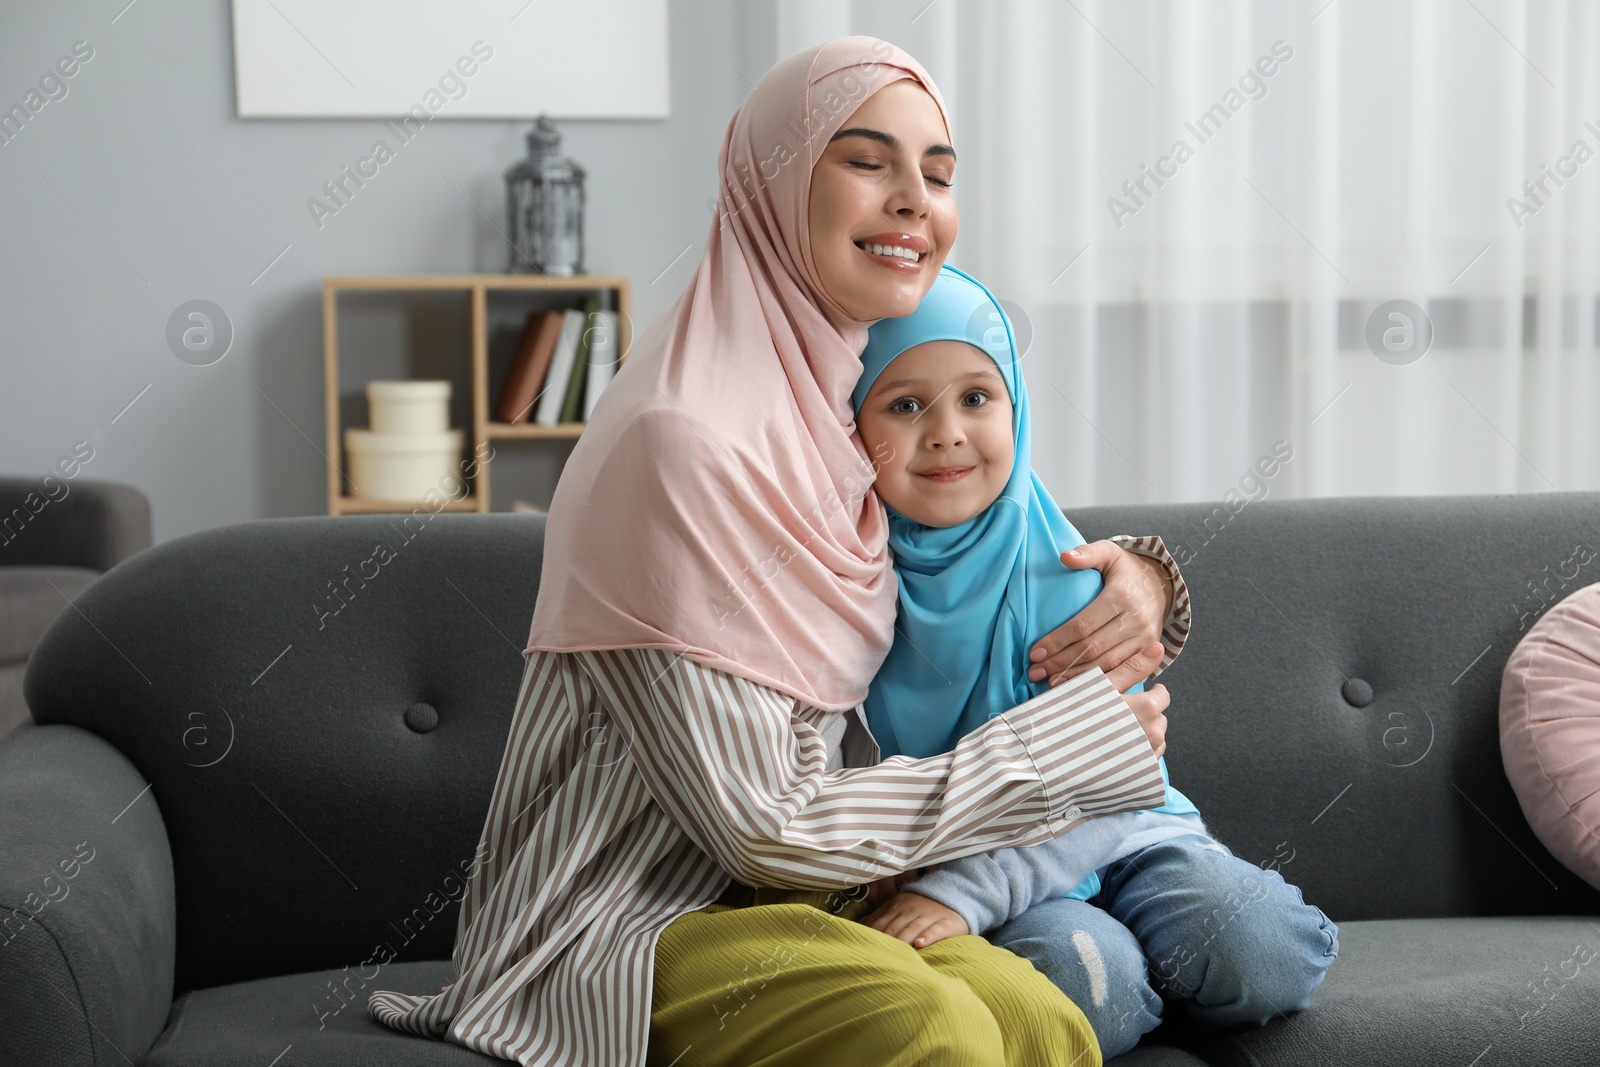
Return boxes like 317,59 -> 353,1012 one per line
143,960 -> 502,1066
0,565 -> 99,663
1186,918 -> 1600,1067
23,514 -> 547,996
1501,581 -> 1600,889
1075,494 -> 1600,923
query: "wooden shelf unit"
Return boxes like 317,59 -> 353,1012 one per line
322,274 -> 632,515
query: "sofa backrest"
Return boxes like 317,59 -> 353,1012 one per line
25,494 -> 1600,994
1075,491 -> 1600,923
25,513 -> 545,995
0,476 -> 152,571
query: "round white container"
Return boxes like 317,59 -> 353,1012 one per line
368,380 -> 451,433
345,428 -> 464,502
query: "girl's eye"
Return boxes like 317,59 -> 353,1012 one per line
962,390 -> 990,408
889,397 -> 921,415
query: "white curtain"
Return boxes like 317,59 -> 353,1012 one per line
774,0 -> 1599,507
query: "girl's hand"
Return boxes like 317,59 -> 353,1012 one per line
865,892 -> 970,947
1122,684 -> 1169,758
1029,541 -> 1173,694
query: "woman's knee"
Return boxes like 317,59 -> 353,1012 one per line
892,971 -> 1004,1066
747,906 -> 1006,1064
653,904 -> 1006,1066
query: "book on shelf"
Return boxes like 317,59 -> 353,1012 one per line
584,308 -> 620,421
533,308 -> 587,426
492,309 -> 564,424
558,294 -> 602,424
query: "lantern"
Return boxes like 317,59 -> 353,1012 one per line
504,114 -> 586,275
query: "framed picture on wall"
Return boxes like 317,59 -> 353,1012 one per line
230,0 -> 669,119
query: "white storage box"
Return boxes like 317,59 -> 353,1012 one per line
367,380 -> 451,433
345,428 -> 464,502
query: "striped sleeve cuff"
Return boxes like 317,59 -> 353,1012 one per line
1110,533 -> 1191,678
994,666 -> 1167,830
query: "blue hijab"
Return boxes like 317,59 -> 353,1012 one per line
855,264 -> 1194,817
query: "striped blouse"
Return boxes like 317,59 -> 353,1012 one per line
368,534 -> 1191,1066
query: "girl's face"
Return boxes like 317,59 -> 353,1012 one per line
855,340 -> 1014,528
808,80 -> 957,322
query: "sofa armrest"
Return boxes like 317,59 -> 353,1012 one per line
0,476 -> 153,571
0,723 -> 175,1067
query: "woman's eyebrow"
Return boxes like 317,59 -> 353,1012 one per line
830,127 -> 956,163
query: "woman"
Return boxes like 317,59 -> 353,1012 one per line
368,36 -> 1192,1067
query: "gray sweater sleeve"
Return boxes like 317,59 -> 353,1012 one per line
902,812 -> 1144,935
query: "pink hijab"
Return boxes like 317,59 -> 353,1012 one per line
524,36 -> 953,711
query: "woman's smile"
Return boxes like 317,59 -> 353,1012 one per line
853,232 -> 930,273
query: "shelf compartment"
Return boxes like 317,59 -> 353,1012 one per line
324,275 -> 631,516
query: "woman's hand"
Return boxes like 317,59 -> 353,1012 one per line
865,891 -> 970,947
1028,541 -> 1174,694
1123,684 -> 1169,758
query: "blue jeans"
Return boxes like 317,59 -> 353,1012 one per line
987,833 -> 1339,1059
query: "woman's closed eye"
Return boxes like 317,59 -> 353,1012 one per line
847,161 -> 953,188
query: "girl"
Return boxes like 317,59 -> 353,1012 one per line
854,263 -> 1340,1060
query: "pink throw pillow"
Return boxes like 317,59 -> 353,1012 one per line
1500,581 -> 1600,890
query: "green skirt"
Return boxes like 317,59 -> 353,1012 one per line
647,882 -> 1101,1067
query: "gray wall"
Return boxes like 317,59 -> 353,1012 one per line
0,1 -> 778,543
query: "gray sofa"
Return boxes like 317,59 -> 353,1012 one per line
0,476 -> 152,738
5,492 -> 1600,1067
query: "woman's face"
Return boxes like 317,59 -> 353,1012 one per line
808,80 -> 957,323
